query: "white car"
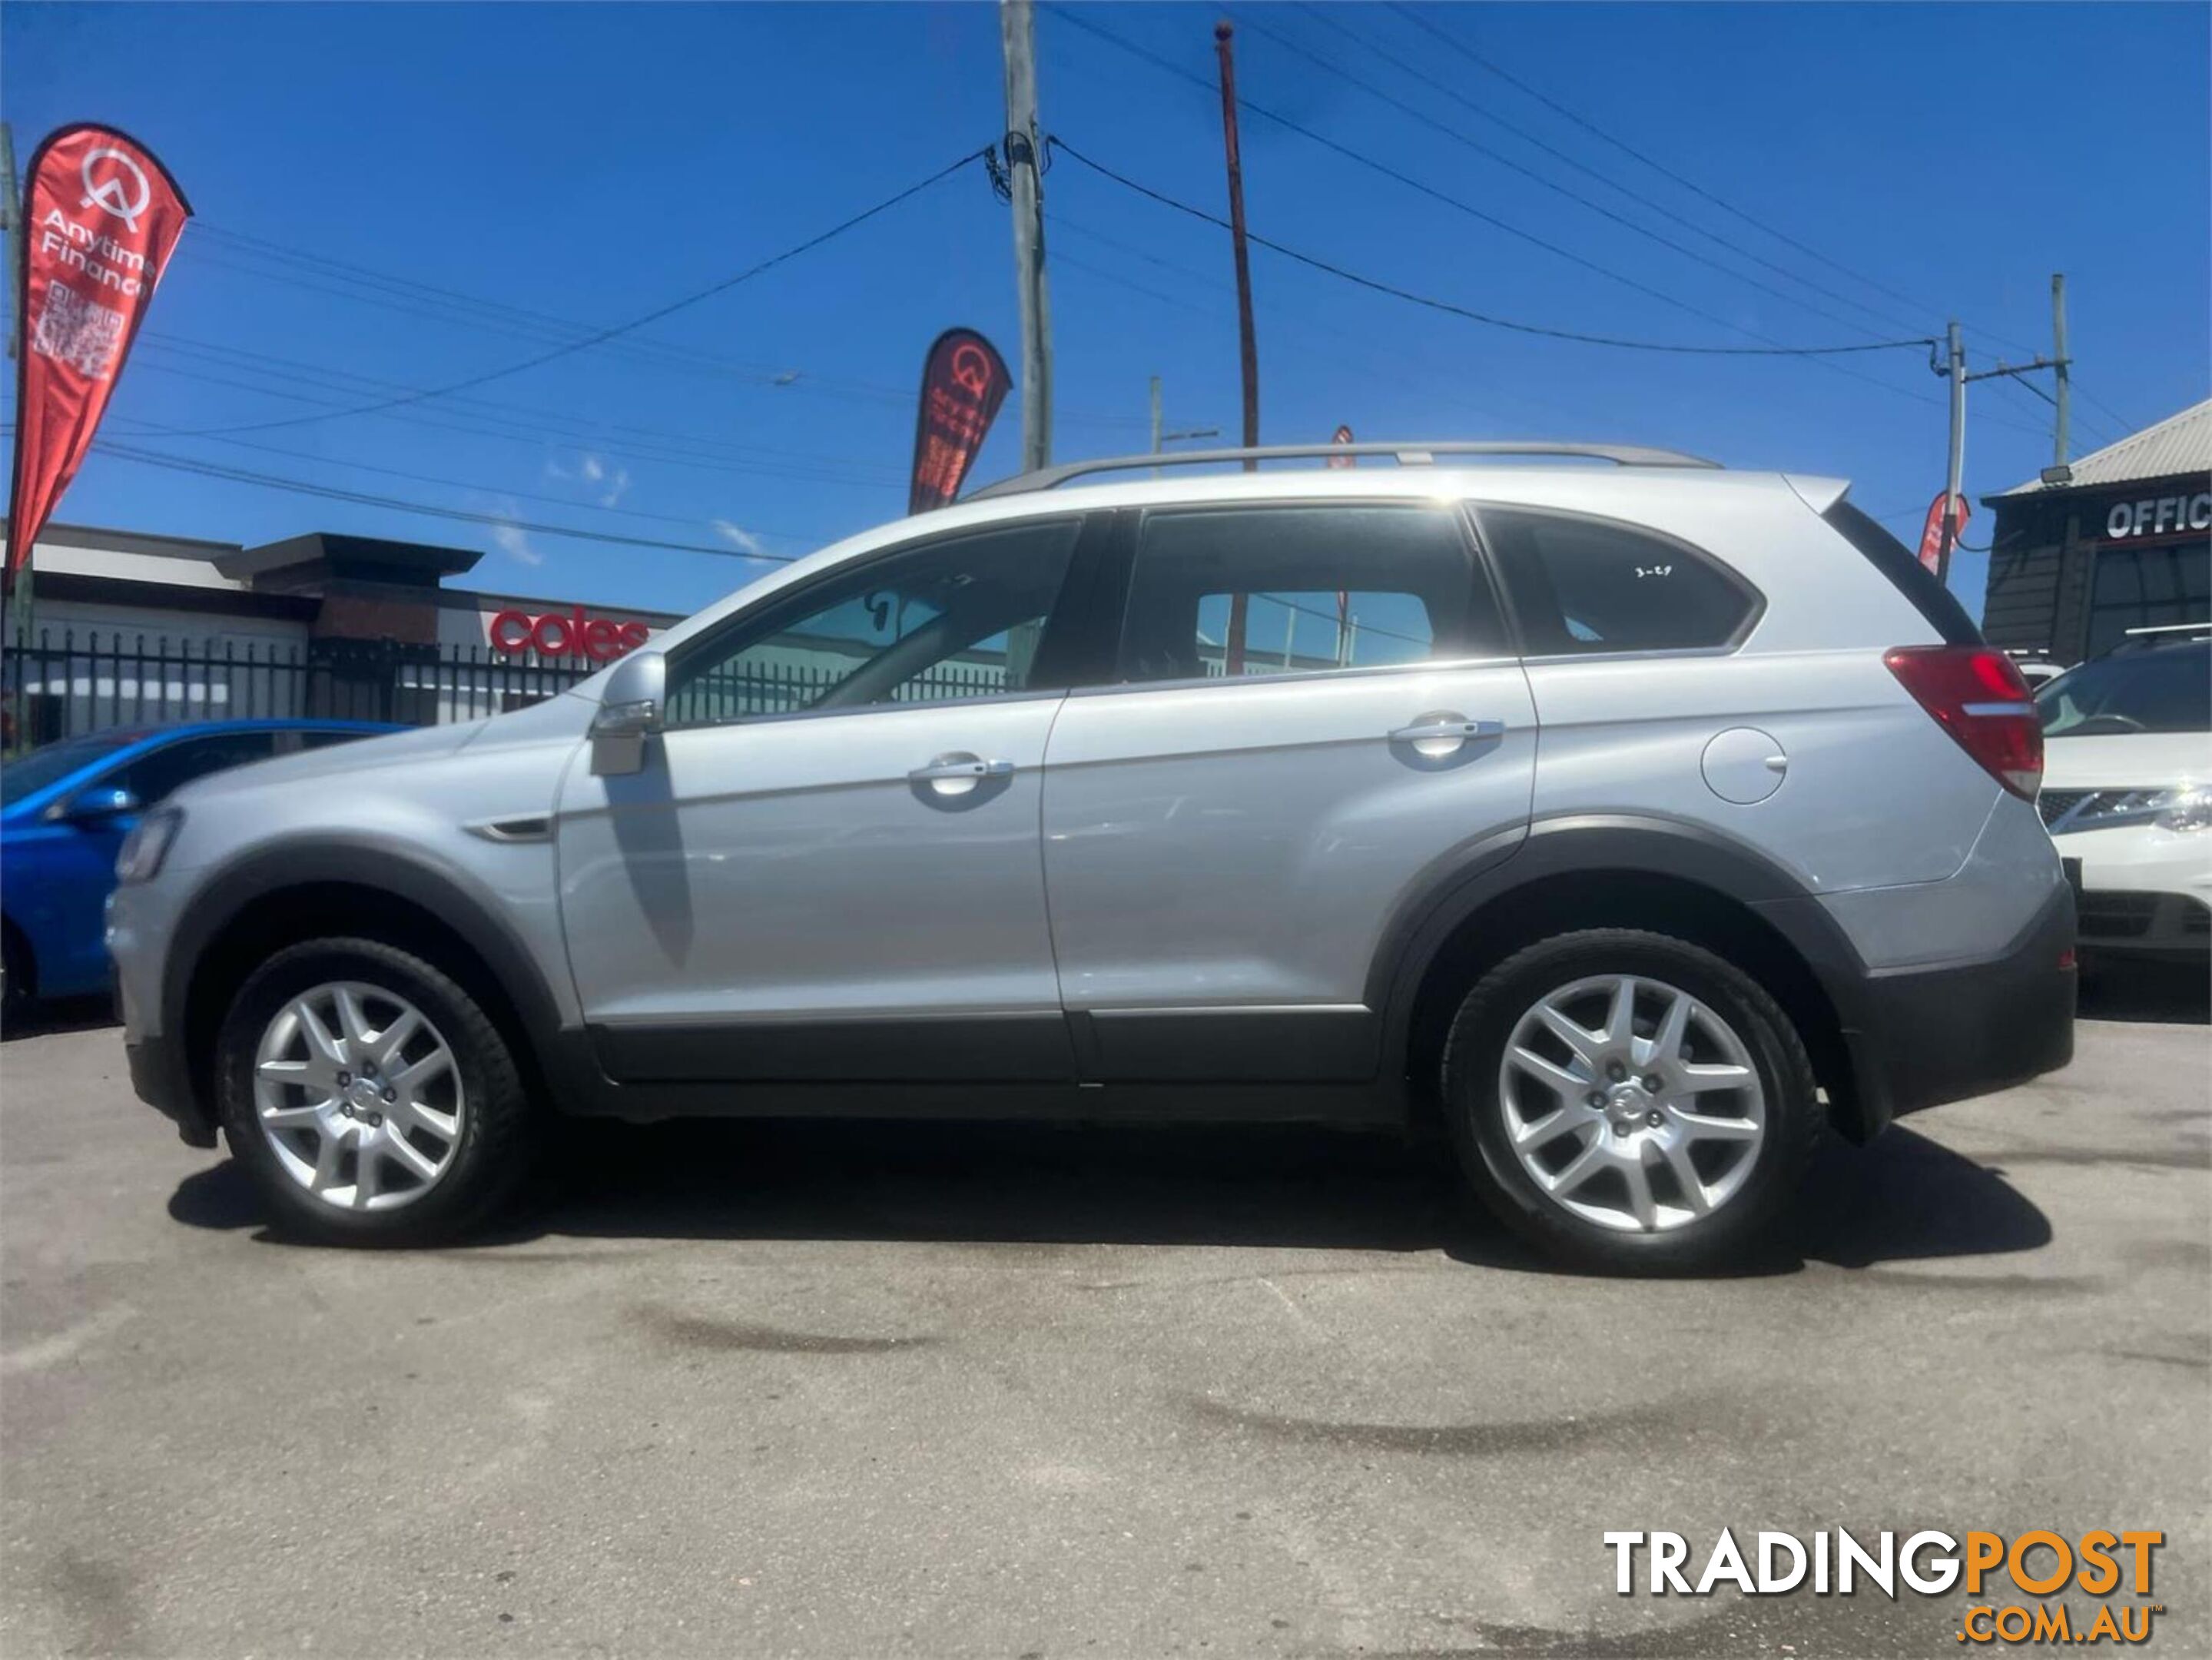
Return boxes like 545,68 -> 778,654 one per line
2036,627 -> 2212,959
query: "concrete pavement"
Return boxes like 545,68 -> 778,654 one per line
1,997 -> 2205,1657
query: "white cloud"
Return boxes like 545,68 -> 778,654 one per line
710,519 -> 766,557
488,506 -> 542,566
545,451 -> 628,506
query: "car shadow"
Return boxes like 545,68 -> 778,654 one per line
2078,955 -> 2209,1024
1,994 -> 118,1041
168,1111 -> 2051,1279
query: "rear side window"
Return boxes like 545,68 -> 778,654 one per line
1823,500 -> 1982,646
1117,503 -> 1500,684
1479,507 -> 1760,656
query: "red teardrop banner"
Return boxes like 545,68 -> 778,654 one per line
908,327 -> 1011,513
7,124 -> 193,583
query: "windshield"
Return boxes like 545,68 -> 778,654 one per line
2037,641 -> 2211,737
0,732 -> 138,808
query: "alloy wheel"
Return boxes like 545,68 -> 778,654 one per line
1495,973 -> 1766,1233
251,981 -> 466,1212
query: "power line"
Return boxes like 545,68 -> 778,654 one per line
101,417 -> 834,545
1047,139 -> 1927,357
1048,5 -> 1819,347
188,224 -> 1156,432
1293,3 -> 1935,342
128,355 -> 922,493
1042,6 -> 2017,427
87,442 -> 812,565
135,331 -> 910,484
131,354 -> 900,488
1231,6 -> 1919,345
1049,211 -> 1601,431
1384,2 -> 2048,361
167,148 -> 995,438
2064,379 -> 2144,440
1043,211 -> 1601,436
1050,140 -> 2055,442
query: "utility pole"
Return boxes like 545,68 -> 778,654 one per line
1215,18 -> 1259,672
1,121 -> 17,361
2,121 -> 19,669
1148,375 -> 1220,456
1941,319 -> 1965,586
2051,274 -> 2071,467
1000,0 -> 1053,473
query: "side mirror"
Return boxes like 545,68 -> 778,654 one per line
68,783 -> 142,822
589,649 -> 667,776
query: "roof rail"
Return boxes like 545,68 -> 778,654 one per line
966,440 -> 1723,500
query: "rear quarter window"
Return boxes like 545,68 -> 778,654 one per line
1477,506 -> 1761,656
1822,500 -> 1982,646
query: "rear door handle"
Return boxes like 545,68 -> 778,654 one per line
1388,717 -> 1505,744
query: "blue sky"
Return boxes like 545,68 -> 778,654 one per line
3,2 -> 2206,619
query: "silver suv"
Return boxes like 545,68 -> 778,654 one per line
108,443 -> 2077,1270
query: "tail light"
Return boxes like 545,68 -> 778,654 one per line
1883,645 -> 2043,799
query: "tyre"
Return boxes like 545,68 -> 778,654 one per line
1441,928 -> 1818,1273
214,938 -> 533,1245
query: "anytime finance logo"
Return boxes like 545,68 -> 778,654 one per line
78,146 -> 152,231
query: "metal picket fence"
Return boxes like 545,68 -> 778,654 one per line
0,629 -> 1013,753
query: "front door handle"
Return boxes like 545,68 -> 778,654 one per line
910,752 -> 1016,798
909,755 -> 1016,782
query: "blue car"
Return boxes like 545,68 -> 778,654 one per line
2,719 -> 402,1014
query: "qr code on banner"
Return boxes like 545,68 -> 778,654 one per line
31,284 -> 127,380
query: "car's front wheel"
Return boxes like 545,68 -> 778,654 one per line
1441,929 -> 1819,1273
215,938 -> 533,1244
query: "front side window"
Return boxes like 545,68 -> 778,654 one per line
298,728 -> 382,751
1481,507 -> 1760,656
1,731 -> 136,808
665,518 -> 1083,729
113,732 -> 280,805
1117,503 -> 1495,684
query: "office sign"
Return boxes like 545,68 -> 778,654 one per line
2102,491 -> 2212,541
7,125 -> 191,579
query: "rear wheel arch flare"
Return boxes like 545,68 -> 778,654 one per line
1378,818 -> 1862,1137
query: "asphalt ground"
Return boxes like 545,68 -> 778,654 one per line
2,962 -> 2206,1658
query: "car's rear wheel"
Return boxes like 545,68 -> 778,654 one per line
215,938 -> 532,1244
1441,929 -> 1818,1273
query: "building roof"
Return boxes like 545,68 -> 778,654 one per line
217,531 -> 483,588
1995,397 -> 2212,497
